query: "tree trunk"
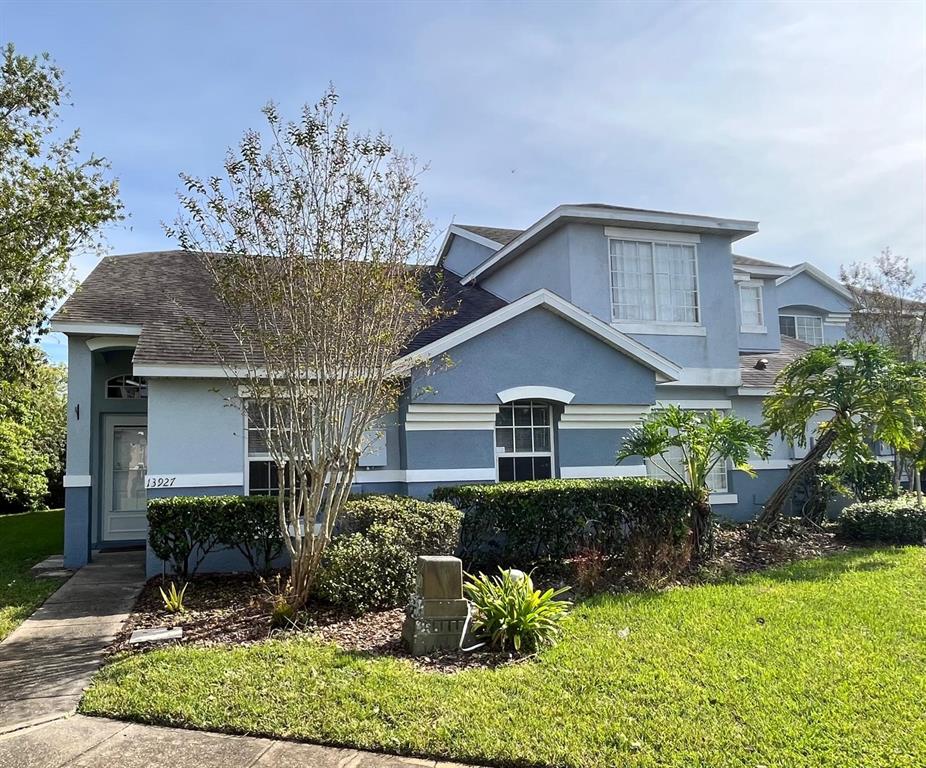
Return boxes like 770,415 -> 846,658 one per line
690,497 -> 714,564
756,428 -> 839,532
915,467 -> 923,509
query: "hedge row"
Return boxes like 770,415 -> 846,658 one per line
432,478 -> 697,571
838,495 -> 926,543
147,494 -> 462,613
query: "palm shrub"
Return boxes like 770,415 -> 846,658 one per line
616,405 -> 770,560
464,569 -> 571,653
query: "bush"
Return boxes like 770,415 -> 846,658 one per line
315,496 -> 463,614
464,568 -> 571,653
838,495 -> 926,543
147,495 -> 283,577
432,478 -> 695,574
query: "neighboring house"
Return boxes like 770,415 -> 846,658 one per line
52,203 -> 854,573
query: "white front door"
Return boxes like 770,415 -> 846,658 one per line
102,416 -> 148,541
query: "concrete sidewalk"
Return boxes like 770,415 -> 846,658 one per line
0,715 -> 474,767
0,551 -> 145,733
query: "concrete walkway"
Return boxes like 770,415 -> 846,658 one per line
0,551 -> 145,733
0,715 -> 474,767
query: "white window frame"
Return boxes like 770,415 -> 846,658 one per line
738,281 -> 766,333
607,232 -> 702,332
779,314 -> 824,346
243,400 -> 289,496
494,400 -> 555,482
645,449 -> 729,494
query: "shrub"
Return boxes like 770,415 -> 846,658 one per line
797,461 -> 896,522
315,495 -> 463,614
838,495 -> 926,543
147,495 -> 283,577
432,478 -> 695,574
464,568 -> 571,653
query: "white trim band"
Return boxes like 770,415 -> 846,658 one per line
612,322 -> 707,337
709,493 -> 738,505
497,386 -> 575,404
559,465 -> 648,479
51,321 -> 143,336
406,403 -> 498,431
559,404 -> 651,430
656,399 -> 732,410
63,475 -> 92,488
604,226 -> 701,244
85,335 -> 139,351
352,468 -> 497,484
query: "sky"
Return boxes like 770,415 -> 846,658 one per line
3,0 -> 925,365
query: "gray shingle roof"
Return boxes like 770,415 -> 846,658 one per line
733,254 -> 790,269
455,225 -> 524,246
739,335 -> 813,387
54,251 -> 508,366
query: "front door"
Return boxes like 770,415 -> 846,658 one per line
102,415 -> 148,542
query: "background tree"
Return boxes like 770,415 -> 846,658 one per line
0,362 -> 67,512
841,248 -> 925,362
0,43 -> 122,384
616,405 -> 770,560
758,342 -> 926,529
168,90 -> 444,609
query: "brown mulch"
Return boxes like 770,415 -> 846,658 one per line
111,524 -> 852,672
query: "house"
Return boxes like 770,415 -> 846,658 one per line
52,203 -> 856,573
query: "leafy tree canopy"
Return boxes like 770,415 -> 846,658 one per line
0,43 -> 122,383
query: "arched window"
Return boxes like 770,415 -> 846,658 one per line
495,400 -> 553,482
105,375 -> 148,400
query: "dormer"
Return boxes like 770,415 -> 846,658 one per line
775,263 -> 855,345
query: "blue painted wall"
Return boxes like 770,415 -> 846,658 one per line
776,271 -> 854,314
443,236 -> 497,278
736,277 -> 783,353
412,306 -> 657,405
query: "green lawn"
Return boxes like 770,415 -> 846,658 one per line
82,547 -> 926,768
0,508 -> 66,640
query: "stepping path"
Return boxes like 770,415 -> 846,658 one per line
0,715 -> 476,767
0,551 -> 145,733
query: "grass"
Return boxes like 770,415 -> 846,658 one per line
0,508 -> 65,640
81,547 -> 926,768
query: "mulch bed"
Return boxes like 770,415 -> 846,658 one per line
111,523 -> 851,672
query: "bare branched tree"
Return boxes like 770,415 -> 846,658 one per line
841,248 -> 926,363
166,90 -> 444,608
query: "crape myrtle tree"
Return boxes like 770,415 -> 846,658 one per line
616,405 -> 770,560
0,44 -> 122,384
167,90 -> 445,609
757,342 -> 926,529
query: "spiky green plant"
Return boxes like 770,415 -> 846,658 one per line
158,581 -> 188,614
464,569 -> 571,653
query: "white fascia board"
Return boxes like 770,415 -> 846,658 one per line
463,204 -> 759,283
659,368 -> 741,387
733,264 -> 792,278
51,321 -> 143,336
436,225 -> 503,266
133,363 -> 231,378
736,387 -> 774,396
396,289 -> 682,381
775,263 -> 855,302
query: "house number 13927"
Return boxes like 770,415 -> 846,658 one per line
146,476 -> 177,488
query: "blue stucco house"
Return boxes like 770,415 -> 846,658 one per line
52,203 -> 861,573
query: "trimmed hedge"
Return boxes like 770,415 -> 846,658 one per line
148,495 -> 282,577
315,495 -> 462,614
432,478 -> 696,571
838,495 -> 926,543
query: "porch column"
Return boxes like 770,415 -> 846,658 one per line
63,337 -> 93,568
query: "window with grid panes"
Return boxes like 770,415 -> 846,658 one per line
495,400 -> 553,482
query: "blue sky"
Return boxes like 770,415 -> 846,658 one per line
3,0 -> 924,365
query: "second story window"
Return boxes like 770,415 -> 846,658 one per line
779,314 -> 823,346
609,238 -> 699,324
739,282 -> 765,330
105,375 -> 148,399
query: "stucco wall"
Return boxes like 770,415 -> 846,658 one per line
776,271 -> 854,314
736,277 -> 783,352
412,306 -> 657,405
443,236 -> 497,278
482,226 -> 572,303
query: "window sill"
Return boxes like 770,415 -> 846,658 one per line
740,325 -> 767,334
611,322 -> 707,337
